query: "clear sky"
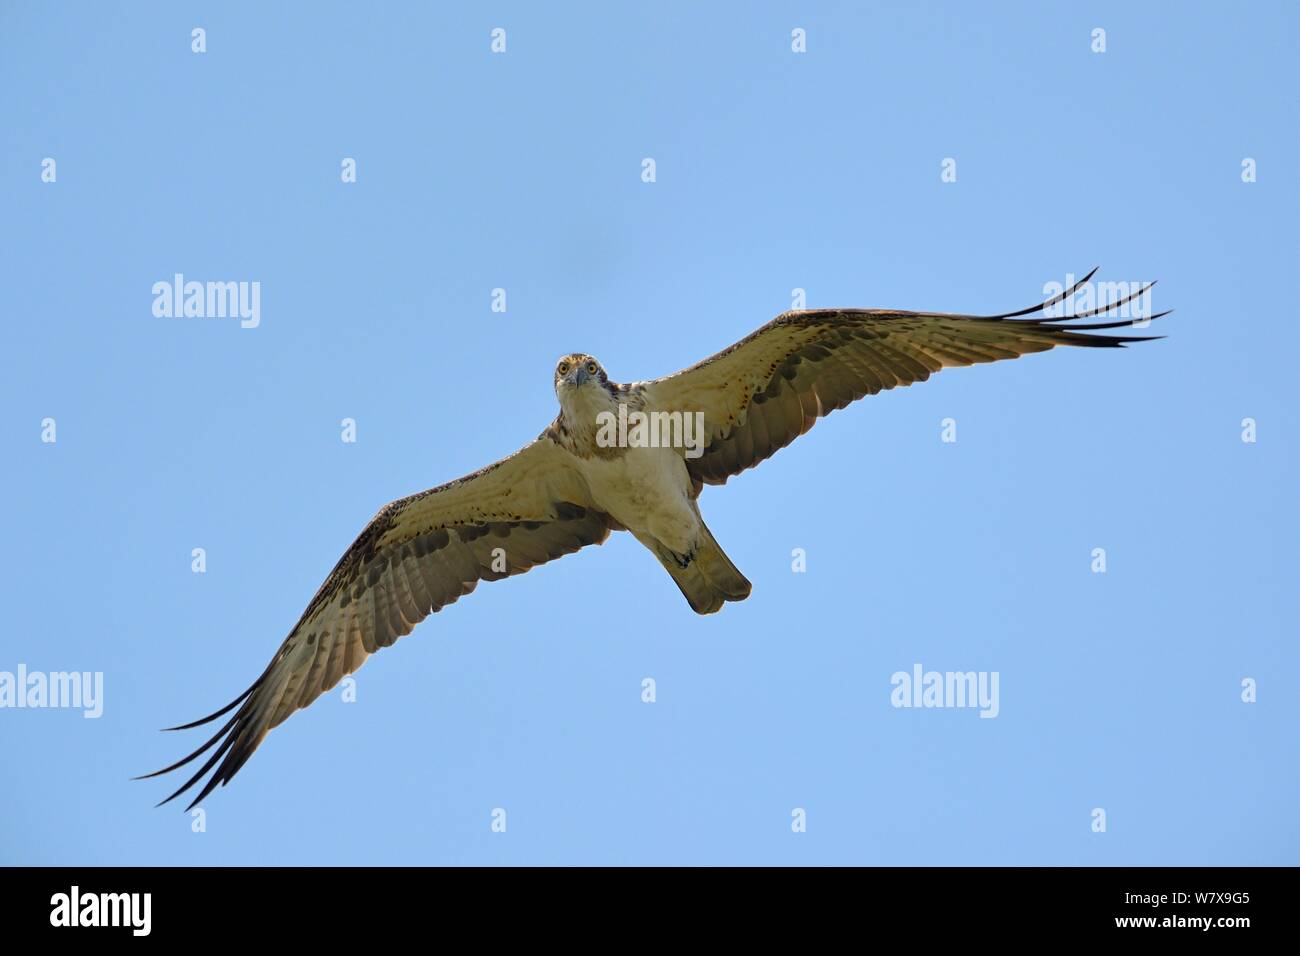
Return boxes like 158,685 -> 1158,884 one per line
2,1 -> 1295,865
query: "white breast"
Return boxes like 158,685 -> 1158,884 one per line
579,445 -> 699,553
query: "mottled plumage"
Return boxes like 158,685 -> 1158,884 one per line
143,269 -> 1165,808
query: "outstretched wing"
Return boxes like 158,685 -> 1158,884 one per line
142,436 -> 610,809
641,270 -> 1166,485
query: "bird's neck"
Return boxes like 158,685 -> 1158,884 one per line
556,384 -> 637,459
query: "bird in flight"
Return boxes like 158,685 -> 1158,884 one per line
143,269 -> 1165,808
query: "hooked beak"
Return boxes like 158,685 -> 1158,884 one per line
569,366 -> 590,387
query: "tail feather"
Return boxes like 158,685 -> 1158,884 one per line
650,523 -> 751,615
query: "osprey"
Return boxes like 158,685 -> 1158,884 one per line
144,270 -> 1165,808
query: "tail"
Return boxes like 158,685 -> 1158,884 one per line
650,522 -> 752,615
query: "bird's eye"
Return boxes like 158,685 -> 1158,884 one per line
557,362 -> 569,376
586,362 -> 597,375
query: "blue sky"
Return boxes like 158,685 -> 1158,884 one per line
2,1 -> 1295,865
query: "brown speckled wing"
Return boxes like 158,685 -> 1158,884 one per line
141,437 -> 608,809
642,272 -> 1166,486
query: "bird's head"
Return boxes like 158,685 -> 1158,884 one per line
553,353 -> 621,432
554,353 -> 610,397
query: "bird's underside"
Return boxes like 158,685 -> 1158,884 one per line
142,269 -> 1167,808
